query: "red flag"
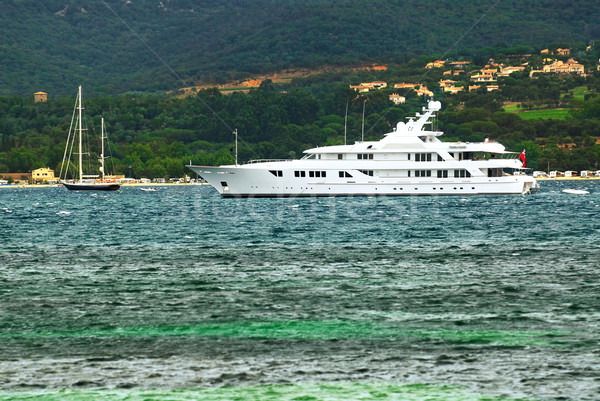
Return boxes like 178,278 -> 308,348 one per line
519,149 -> 526,168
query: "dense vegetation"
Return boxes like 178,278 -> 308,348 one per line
2,0 -> 600,96
2,45 -> 600,179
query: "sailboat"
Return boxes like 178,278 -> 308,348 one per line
60,86 -> 120,191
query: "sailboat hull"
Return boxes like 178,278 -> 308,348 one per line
63,182 -> 120,191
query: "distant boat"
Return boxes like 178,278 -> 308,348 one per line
59,86 -> 120,191
139,187 -> 157,192
562,189 -> 589,195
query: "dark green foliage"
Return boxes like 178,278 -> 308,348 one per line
2,0 -> 600,96
1,68 -> 600,177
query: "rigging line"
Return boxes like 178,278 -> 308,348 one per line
97,0 -> 234,133
363,0 -> 501,138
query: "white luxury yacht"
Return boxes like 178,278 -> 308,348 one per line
188,101 -> 538,197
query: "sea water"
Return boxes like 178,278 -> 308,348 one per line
0,181 -> 599,401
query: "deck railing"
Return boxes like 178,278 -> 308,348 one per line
245,159 -> 292,164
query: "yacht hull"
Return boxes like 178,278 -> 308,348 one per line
188,166 -> 537,197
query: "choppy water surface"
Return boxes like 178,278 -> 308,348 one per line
1,181 -> 599,400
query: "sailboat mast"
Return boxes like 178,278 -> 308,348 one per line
101,118 -> 105,181
78,85 -> 83,182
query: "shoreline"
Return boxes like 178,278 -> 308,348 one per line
1,177 -> 599,189
0,183 -> 210,189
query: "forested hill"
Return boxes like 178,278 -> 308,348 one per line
2,0 -> 600,96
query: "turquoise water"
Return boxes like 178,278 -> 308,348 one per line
1,181 -> 599,400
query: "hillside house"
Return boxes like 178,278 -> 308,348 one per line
449,61 -> 471,67
425,60 -> 446,69
444,86 -> 464,94
389,94 -> 406,105
438,79 -> 457,88
470,73 -> 496,83
498,66 -> 526,77
541,48 -> 571,56
350,81 -> 388,92
393,83 -> 418,89
542,59 -> 584,75
34,92 -> 47,103
415,86 -> 433,97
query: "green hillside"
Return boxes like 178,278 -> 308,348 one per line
1,0 -> 600,96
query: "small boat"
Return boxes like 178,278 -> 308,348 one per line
562,189 -> 589,195
59,86 -> 120,191
139,187 -> 158,192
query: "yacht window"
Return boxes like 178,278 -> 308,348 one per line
220,181 -> 228,187
359,170 -> 374,176
339,171 -> 352,178
438,154 -> 443,161
415,153 -> 431,162
309,171 -> 314,178
454,170 -> 471,178
487,168 -> 502,177
408,153 -> 411,161
338,154 -> 343,160
269,170 -> 283,177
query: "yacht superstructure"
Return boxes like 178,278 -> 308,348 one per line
188,101 -> 537,197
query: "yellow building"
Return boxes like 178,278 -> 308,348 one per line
388,94 -> 406,105
542,59 -> 584,75
32,167 -> 55,182
34,92 -> 48,103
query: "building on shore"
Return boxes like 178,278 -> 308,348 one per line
32,167 -> 55,182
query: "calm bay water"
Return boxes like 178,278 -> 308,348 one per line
1,181 -> 599,400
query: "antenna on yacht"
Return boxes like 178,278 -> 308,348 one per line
361,98 -> 368,142
234,128 -> 238,166
344,99 -> 348,145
